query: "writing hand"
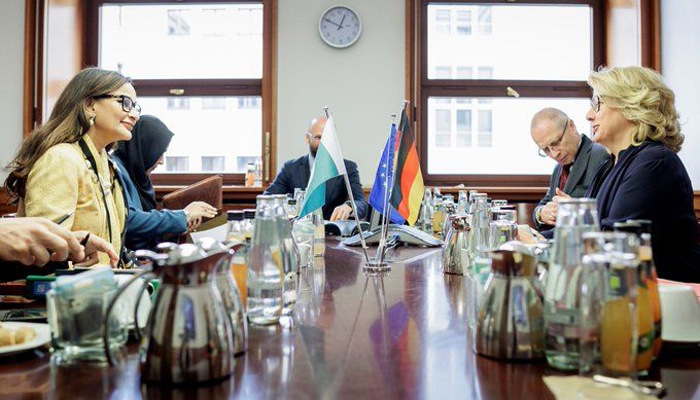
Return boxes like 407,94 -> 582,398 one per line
555,188 -> 571,199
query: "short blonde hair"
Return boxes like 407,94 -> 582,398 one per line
588,66 -> 683,153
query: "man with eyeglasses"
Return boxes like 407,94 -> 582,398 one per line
530,108 -> 609,230
264,117 -> 368,221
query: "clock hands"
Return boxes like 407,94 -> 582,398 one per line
323,17 -> 342,28
337,14 -> 346,30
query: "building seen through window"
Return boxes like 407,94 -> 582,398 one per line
98,3 -> 264,175
425,3 -> 594,176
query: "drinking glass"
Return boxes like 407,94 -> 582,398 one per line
544,198 -> 599,370
247,195 -> 285,325
47,287 -> 127,364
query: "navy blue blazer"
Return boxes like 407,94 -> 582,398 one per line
264,155 -> 368,220
113,157 -> 188,250
587,141 -> 700,283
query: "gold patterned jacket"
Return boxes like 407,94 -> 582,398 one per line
18,135 -> 127,265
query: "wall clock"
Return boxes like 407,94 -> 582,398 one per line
318,5 -> 362,49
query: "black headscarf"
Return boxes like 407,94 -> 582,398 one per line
113,115 -> 174,212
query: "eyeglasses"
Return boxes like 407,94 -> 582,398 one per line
537,119 -> 569,158
93,94 -> 142,115
591,95 -> 603,113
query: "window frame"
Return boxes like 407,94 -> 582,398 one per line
412,0 -> 604,187
85,0 -> 276,187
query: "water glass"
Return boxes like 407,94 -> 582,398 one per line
293,216 -> 314,268
47,287 -> 127,364
544,198 -> 599,371
247,195 -> 285,325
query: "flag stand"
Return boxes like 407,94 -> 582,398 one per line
364,100 -> 412,274
323,107 -> 371,265
374,113 -> 397,265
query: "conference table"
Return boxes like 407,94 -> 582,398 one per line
1,239 -> 699,400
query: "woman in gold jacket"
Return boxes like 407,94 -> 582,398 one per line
5,68 -> 140,266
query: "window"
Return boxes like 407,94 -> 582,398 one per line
456,66 -> 472,79
435,109 -> 451,147
421,1 -> 601,184
166,156 -> 189,172
435,66 -> 452,79
477,66 -> 493,79
435,9 -> 451,34
90,1 -> 273,182
477,6 -> 492,35
238,97 -> 261,109
477,110 -> 492,147
202,156 -> 226,171
167,97 -> 190,110
456,10 -> 472,35
456,110 -> 472,148
168,10 -> 190,36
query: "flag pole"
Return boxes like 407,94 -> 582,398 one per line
376,114 -> 397,263
323,107 -> 371,265
378,100 -> 411,265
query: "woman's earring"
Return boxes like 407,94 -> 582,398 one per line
89,115 -> 96,126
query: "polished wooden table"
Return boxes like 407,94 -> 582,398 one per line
1,239 -> 699,400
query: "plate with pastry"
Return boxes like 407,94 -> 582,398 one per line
0,322 -> 50,356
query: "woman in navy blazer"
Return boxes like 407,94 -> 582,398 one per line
112,115 -> 217,250
585,66 -> 700,282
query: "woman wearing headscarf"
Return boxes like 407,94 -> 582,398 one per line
585,66 -> 700,282
112,115 -> 217,250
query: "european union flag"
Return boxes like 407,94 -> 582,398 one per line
369,123 -> 406,224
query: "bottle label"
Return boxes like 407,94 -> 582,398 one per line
638,330 -> 654,354
607,268 -> 630,297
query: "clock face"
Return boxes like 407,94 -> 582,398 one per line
318,6 -> 362,48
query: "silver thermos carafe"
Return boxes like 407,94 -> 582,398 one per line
112,242 -> 244,385
443,214 -> 472,275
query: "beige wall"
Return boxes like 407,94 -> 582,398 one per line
0,0 -> 25,181
662,0 -> 700,190
276,0 -> 405,185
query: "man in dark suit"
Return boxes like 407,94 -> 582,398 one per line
530,108 -> 610,230
264,117 -> 368,221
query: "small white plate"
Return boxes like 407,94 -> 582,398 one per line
659,285 -> 700,343
0,322 -> 50,357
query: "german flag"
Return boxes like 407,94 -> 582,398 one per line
390,108 -> 424,225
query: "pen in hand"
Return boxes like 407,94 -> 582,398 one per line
53,210 -> 75,226
80,232 -> 91,247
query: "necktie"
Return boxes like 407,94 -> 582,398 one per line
559,164 -> 571,191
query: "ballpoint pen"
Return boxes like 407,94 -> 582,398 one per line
80,232 -> 91,247
53,210 -> 75,226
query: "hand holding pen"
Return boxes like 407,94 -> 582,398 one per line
0,217 -> 118,267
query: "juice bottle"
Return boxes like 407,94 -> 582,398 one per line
600,259 -> 640,375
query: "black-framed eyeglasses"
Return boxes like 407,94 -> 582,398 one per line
93,94 -> 142,115
591,95 -> 603,113
538,119 -> 569,158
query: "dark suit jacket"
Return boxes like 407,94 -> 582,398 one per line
264,155 -> 368,220
586,141 -> 700,283
534,135 -> 610,230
